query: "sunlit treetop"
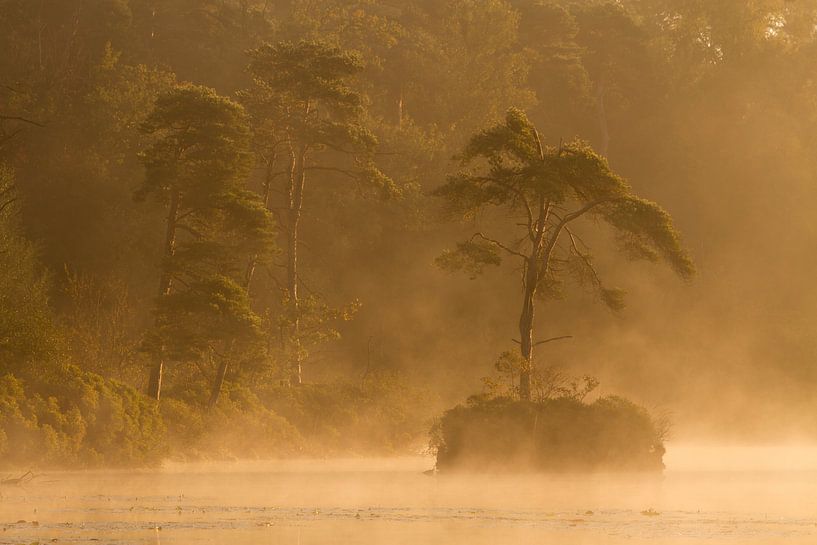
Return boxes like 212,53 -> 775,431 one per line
247,40 -> 366,118
436,107 -> 693,309
244,39 -> 397,197
136,84 -> 253,207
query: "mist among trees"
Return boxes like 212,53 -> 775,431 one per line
2,0 -> 817,466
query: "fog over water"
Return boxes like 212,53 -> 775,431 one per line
1,445 -> 815,545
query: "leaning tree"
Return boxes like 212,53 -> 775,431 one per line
435,108 -> 694,400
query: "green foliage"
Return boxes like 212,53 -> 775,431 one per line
138,85 -> 275,389
160,385 -> 302,460
603,195 -> 695,280
242,39 -> 397,384
244,40 -> 391,191
259,370 -> 435,454
59,267 -> 148,385
276,294 -> 362,363
0,366 -> 165,468
0,167 -> 59,373
435,240 -> 503,279
482,350 -> 599,403
144,276 -> 263,363
436,107 -> 693,310
5,0 -> 817,456
248,40 -> 365,115
137,84 -> 253,205
431,395 -> 666,472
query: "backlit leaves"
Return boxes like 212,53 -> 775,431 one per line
436,240 -> 502,279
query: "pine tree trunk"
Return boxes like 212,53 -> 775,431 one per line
208,358 -> 229,409
518,189 -> 549,402
147,188 -> 180,401
286,146 -> 306,386
245,155 -> 275,293
396,84 -> 404,128
216,157 -> 279,406
518,256 -> 538,401
147,363 -> 163,401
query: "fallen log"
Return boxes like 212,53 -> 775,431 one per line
1,470 -> 34,486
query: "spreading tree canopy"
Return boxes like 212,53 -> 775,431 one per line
435,108 -> 694,400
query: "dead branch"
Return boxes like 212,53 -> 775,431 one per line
0,115 -> 45,128
512,335 -> 573,346
1,470 -> 34,486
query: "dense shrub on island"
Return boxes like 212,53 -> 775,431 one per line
430,360 -> 667,472
431,394 -> 666,472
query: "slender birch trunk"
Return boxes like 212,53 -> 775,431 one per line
286,144 -> 307,386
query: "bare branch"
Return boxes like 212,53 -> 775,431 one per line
512,335 -> 573,346
472,175 -> 534,238
470,232 -> 528,260
0,128 -> 25,147
303,166 -> 359,179
538,198 -> 612,282
174,207 -> 207,223
533,129 -> 545,161
0,197 -> 17,215
565,226 -> 590,251
567,227 -> 601,286
535,335 -> 573,346
175,223 -> 204,239
0,115 -> 45,128
563,198 -> 610,224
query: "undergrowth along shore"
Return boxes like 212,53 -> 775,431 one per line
0,365 -> 664,471
0,365 -> 432,468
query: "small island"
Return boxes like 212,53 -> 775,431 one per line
429,109 -> 690,473
432,394 -> 666,472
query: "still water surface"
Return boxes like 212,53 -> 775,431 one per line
1,446 -> 815,544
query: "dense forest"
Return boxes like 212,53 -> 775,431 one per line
2,0 -> 817,466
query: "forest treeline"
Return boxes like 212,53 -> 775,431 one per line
2,0 -> 817,465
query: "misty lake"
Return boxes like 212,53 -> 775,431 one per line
1,446 -> 816,545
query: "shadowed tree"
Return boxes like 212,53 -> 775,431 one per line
138,84 -> 275,402
572,2 -> 652,158
435,108 -> 694,400
242,40 -> 394,386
